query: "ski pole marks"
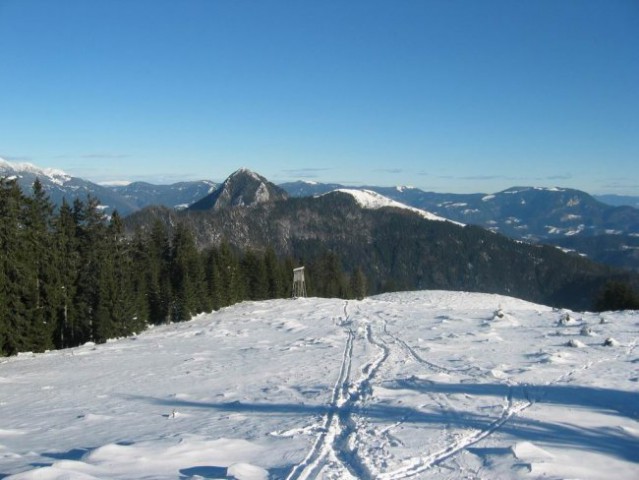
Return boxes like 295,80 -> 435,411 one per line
287,302 -> 638,479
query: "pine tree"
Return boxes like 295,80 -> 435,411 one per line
147,220 -> 172,324
73,196 -> 107,343
0,179 -> 31,354
595,281 -> 639,311
22,179 -> 57,351
241,249 -> 268,300
350,266 -> 368,300
169,223 -> 205,322
203,246 -> 223,311
312,252 -> 349,298
94,212 -> 137,342
217,241 -> 244,306
264,247 -> 286,298
129,227 -> 151,326
52,199 -> 81,348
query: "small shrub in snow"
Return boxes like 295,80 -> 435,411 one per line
493,308 -> 505,319
603,337 -> 619,347
567,339 -> 586,348
580,325 -> 594,336
557,313 -> 577,326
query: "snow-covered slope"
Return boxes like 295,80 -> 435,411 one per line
333,188 -> 463,225
0,157 -> 138,215
1,291 -> 637,479
0,158 -> 71,185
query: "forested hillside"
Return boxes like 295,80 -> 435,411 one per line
126,191 -> 639,312
0,179 -> 362,356
3,177 -> 638,356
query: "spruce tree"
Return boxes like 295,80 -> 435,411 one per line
203,246 -> 223,311
52,199 -> 81,348
23,179 -> 57,351
129,227 -> 151,326
94,212 -> 137,342
170,223 -> 205,322
73,196 -> 107,342
147,220 -> 172,324
264,247 -> 285,298
350,266 -> 368,300
241,249 -> 268,300
217,241 -> 244,306
0,179 -> 31,353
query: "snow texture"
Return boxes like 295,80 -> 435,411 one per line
0,291 -> 637,479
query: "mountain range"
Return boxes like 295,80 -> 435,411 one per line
121,168 -> 639,311
2,158 -> 638,272
0,158 -> 217,216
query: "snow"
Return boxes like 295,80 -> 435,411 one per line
503,187 -> 567,195
255,182 -> 270,203
0,291 -> 637,479
0,158 -> 71,185
546,224 -> 586,236
333,189 -> 463,225
395,185 -> 415,193
98,180 -> 132,186
231,168 -> 262,182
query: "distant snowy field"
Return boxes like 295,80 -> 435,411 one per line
1,291 -> 637,479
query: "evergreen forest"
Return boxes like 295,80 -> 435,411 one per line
0,179 -> 366,356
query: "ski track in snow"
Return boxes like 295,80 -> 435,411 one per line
1,292 -> 638,480
290,304 -> 639,479
290,303 -> 535,480
287,301 -> 391,480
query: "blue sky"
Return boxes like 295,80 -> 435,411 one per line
0,0 -> 637,194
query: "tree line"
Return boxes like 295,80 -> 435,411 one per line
0,179 -> 367,356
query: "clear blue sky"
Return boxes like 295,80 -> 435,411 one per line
1,0 -> 637,194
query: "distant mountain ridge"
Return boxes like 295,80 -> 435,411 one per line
280,181 -> 639,271
0,158 -> 216,215
125,170 -> 639,311
110,180 -> 218,211
280,181 -> 639,239
0,158 -> 139,214
594,194 -> 639,209
3,158 -> 638,271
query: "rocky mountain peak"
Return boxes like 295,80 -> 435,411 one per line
188,168 -> 288,211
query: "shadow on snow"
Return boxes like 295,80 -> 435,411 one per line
128,379 -> 639,464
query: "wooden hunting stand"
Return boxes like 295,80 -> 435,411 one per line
292,266 -> 307,298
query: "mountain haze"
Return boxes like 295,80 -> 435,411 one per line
110,180 -> 218,210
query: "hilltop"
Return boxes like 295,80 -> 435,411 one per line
1,291 -> 637,479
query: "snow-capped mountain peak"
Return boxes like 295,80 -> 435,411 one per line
228,167 -> 263,183
0,157 -> 71,185
333,188 -> 464,225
